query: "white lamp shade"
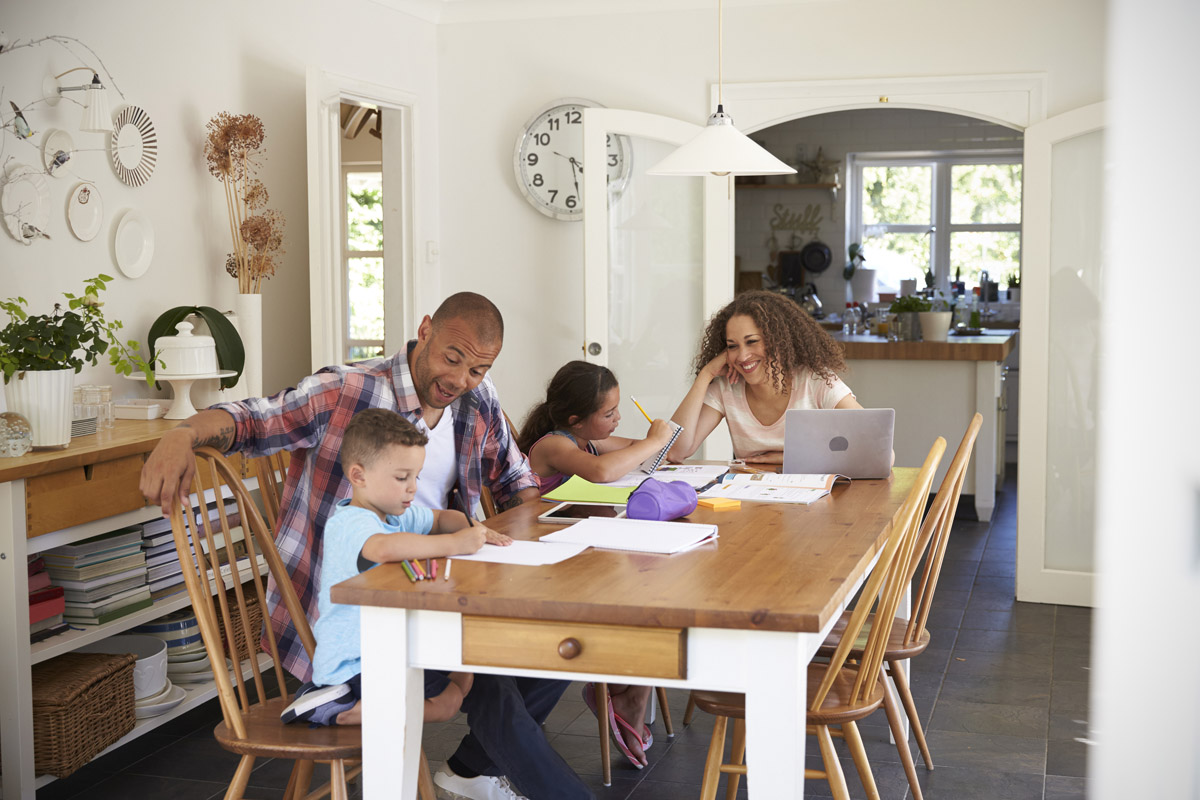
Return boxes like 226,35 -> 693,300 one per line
80,84 -> 112,133
647,114 -> 795,177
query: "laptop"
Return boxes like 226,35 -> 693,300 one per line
782,409 -> 895,479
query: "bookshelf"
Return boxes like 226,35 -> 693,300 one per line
0,421 -> 271,800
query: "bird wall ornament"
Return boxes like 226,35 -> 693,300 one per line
19,222 -> 50,244
8,101 -> 34,139
47,149 -> 70,174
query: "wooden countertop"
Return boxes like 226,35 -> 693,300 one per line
833,330 -> 1017,362
0,419 -> 180,483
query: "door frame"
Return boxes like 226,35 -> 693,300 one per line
306,67 -> 420,370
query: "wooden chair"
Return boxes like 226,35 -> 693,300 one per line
252,450 -> 290,531
171,447 -> 436,800
815,412 -> 983,793
689,437 -> 945,800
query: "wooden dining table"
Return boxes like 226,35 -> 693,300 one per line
332,467 -> 917,798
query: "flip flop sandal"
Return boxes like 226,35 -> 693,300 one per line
611,709 -> 653,766
582,683 -> 645,769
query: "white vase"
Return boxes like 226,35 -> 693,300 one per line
899,279 -> 918,297
850,268 -> 877,305
232,293 -> 263,398
6,369 -> 74,448
918,311 -> 953,342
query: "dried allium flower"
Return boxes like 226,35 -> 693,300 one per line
203,112 -> 236,179
224,253 -> 240,278
240,215 -> 271,250
244,179 -> 268,209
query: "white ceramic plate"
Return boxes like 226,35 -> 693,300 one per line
135,679 -> 174,705
114,209 -> 154,278
1,164 -> 50,243
42,129 -> 74,177
167,648 -> 208,664
134,680 -> 186,718
111,106 -> 158,187
67,183 -> 103,241
167,652 -> 212,674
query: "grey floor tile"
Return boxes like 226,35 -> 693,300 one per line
66,773 -> 233,800
1048,711 -> 1089,741
914,763 -> 1046,800
1049,680 -> 1089,715
961,604 -> 1056,633
1046,738 -> 1089,778
929,698 -> 1049,738
946,648 -> 1053,680
976,559 -> 1017,578
923,729 -> 1046,774
1045,774 -> 1089,799
938,673 -> 1050,708
954,627 -> 1055,655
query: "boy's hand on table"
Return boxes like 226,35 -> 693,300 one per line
481,526 -> 512,546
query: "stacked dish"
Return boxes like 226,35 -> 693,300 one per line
132,609 -> 200,652
70,414 -> 98,437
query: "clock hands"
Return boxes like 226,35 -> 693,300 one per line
553,151 -> 582,200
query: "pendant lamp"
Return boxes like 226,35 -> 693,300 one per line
647,0 -> 795,177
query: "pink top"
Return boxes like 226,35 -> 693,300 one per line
702,369 -> 853,458
528,430 -> 599,494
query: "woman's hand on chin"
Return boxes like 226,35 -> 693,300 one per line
704,352 -> 737,385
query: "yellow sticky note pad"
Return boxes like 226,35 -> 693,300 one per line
698,497 -> 741,511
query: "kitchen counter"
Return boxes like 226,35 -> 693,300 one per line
832,330 -> 1018,362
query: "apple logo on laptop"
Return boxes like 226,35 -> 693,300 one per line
829,436 -> 850,452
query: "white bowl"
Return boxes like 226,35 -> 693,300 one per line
77,634 -> 168,700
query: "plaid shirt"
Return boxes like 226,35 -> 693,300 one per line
214,343 -> 536,680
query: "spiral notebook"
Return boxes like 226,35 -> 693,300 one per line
540,516 -> 717,555
637,422 -> 683,473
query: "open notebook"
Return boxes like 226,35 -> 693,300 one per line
540,516 -> 717,555
637,422 -> 683,473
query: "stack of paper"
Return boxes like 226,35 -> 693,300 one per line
540,517 -> 718,555
451,540 -> 589,566
699,472 -> 845,505
600,464 -> 729,489
543,475 -> 635,504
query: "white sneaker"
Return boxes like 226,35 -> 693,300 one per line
433,766 -> 529,800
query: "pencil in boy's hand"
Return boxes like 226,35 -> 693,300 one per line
629,396 -> 654,424
444,558 -> 453,581
400,560 -> 419,583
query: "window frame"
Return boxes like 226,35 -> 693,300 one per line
341,164 -> 385,363
846,149 -> 1023,291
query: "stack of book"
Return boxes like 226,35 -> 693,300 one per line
28,555 -> 68,643
141,518 -> 188,601
43,526 -> 151,626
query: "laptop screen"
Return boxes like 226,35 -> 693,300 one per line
782,409 -> 895,479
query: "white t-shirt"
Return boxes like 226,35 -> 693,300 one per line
702,369 -> 853,458
415,408 -> 457,510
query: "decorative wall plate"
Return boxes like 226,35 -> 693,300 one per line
67,182 -> 103,241
42,129 -> 75,177
114,209 -> 155,277
110,106 -> 158,186
1,164 -> 50,244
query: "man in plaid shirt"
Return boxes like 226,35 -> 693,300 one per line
142,293 -> 595,800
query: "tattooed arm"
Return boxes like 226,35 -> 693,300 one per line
140,409 -> 237,516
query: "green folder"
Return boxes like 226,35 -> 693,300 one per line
542,475 -> 635,504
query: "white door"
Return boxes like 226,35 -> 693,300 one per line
582,109 -> 734,460
1016,102 -> 1107,606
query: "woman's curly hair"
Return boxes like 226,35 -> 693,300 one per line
693,290 -> 846,394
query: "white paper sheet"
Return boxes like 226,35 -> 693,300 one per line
601,464 -> 728,489
699,481 -> 829,505
449,540 -> 589,566
540,517 -> 718,554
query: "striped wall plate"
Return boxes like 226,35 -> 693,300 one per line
110,105 -> 158,187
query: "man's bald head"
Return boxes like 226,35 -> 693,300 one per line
430,292 -> 504,345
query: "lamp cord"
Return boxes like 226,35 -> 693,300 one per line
717,0 -> 724,108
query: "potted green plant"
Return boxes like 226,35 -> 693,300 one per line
1005,270 -> 1021,302
917,290 -> 953,341
0,275 -> 157,448
147,306 -> 245,390
888,294 -> 931,341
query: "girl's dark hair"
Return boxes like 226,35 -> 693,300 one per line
517,361 -> 618,453
693,290 -> 846,393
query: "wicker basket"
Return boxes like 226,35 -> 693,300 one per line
216,582 -> 264,664
31,652 -> 137,778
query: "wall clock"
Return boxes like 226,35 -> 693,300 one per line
513,98 -> 631,221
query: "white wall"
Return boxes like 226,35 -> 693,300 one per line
435,0 -> 1106,427
1,0 -> 438,398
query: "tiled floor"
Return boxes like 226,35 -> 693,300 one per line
37,466 -> 1090,799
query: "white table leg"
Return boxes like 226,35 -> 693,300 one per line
744,631 -> 809,798
1,480 -> 37,800
889,582 -> 913,745
361,606 -> 424,799
974,362 -> 999,522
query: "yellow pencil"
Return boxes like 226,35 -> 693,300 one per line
629,396 -> 653,424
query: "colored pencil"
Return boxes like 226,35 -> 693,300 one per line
629,396 -> 653,424
444,558 -> 453,581
431,558 -> 438,579
411,559 -> 427,580
399,560 -> 418,583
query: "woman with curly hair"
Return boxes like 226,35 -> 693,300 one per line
668,290 -> 863,464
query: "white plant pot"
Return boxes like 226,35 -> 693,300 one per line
850,268 -> 877,305
5,368 -> 74,448
918,311 -> 953,342
899,279 -> 918,297
232,293 -> 263,399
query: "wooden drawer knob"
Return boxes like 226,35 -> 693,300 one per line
557,637 -> 582,660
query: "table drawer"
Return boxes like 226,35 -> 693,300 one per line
25,455 -> 149,537
462,616 -> 686,679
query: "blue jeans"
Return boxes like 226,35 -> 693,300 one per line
451,675 -> 594,800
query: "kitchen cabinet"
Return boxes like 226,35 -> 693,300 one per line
0,421 -> 269,800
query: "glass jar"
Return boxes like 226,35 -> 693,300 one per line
98,385 -> 114,429
0,411 -> 33,458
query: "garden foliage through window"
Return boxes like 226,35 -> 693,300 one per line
344,170 -> 385,362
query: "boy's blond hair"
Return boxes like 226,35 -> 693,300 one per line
340,409 -> 428,471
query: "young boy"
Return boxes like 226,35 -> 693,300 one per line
282,408 -> 512,726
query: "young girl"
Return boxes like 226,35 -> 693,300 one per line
670,290 -> 866,464
517,360 -> 674,491
516,360 -> 671,767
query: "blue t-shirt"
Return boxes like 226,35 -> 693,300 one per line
311,499 -> 434,686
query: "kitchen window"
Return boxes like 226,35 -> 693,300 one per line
343,168 -> 385,362
847,152 -> 1022,293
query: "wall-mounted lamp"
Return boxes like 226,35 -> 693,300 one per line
42,67 -> 111,133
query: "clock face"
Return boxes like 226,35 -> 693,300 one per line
513,99 -> 630,221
